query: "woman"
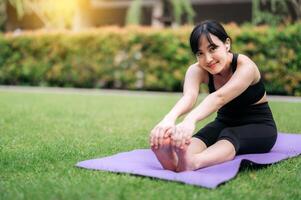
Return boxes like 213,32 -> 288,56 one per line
149,20 -> 278,172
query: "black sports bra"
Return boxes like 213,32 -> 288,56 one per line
208,53 -> 266,109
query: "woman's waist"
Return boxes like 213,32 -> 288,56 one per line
218,102 -> 271,115
216,102 -> 276,125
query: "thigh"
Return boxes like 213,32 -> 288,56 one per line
192,120 -> 227,148
218,124 -> 278,155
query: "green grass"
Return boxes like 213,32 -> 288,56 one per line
1,90 -> 301,200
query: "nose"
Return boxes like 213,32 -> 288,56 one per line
205,53 -> 213,64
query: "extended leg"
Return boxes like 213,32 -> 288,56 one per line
151,137 -> 178,171
176,139 -> 236,172
152,137 -> 207,171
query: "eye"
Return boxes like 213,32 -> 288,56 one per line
209,46 -> 217,52
196,51 -> 203,57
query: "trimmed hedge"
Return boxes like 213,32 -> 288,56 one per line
0,24 -> 300,95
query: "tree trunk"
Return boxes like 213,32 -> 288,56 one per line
151,0 -> 164,27
287,0 -> 301,22
72,0 -> 92,31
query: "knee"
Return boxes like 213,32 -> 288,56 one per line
219,129 -> 240,154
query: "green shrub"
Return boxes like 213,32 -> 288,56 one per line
0,24 -> 300,95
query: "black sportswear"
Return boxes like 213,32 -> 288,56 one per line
192,53 -> 277,155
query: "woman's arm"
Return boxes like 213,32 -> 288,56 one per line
184,55 -> 256,123
164,64 -> 205,122
171,56 -> 258,148
150,63 -> 205,148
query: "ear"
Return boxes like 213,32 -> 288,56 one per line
225,38 -> 231,51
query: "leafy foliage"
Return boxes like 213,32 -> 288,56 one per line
0,24 -> 301,95
252,0 -> 301,25
126,0 -> 195,26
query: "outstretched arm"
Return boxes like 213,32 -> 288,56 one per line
185,57 -> 256,123
172,57 -> 257,148
164,65 -> 203,122
150,64 -> 204,149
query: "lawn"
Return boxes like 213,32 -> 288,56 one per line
1,89 -> 301,200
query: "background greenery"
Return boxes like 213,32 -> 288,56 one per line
0,23 -> 301,95
0,90 -> 301,199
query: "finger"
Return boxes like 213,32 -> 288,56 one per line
150,133 -> 155,147
172,128 -> 179,146
175,131 -> 183,148
180,136 -> 186,149
158,127 -> 166,147
164,130 -> 170,138
164,126 -> 174,138
164,128 -> 171,138
173,129 -> 181,147
172,126 -> 177,135
151,128 -> 158,147
181,134 -> 188,144
185,139 -> 190,145
155,127 -> 163,149
179,131 -> 187,148
170,132 -> 176,146
186,136 -> 192,145
157,128 -> 163,147
154,127 -> 160,146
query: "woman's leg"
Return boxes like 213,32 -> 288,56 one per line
218,124 -> 277,154
175,123 -> 277,172
175,139 -> 236,172
152,137 -> 207,171
151,137 -> 178,171
152,119 -> 226,171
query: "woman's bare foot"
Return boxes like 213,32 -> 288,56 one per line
151,137 -> 178,171
174,144 -> 197,172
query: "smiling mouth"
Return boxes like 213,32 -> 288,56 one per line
208,62 -> 218,68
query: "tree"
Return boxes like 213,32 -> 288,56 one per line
126,0 -> 195,27
252,0 -> 301,26
0,0 -> 29,31
0,0 -> 76,30
0,1 -> 6,31
126,0 -> 142,25
286,0 -> 301,22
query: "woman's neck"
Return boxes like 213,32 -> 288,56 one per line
216,52 -> 233,78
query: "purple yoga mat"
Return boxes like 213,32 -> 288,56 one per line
76,133 -> 301,188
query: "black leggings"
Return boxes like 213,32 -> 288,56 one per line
192,102 -> 278,155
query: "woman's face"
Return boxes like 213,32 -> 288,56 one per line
196,33 -> 230,74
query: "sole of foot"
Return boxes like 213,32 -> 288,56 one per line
151,137 -> 178,171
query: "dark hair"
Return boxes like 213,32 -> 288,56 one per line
189,20 -> 231,55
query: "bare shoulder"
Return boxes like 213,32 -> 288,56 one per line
236,54 -> 260,82
185,62 -> 207,84
182,63 -> 207,97
237,54 -> 256,68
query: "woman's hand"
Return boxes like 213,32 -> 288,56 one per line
149,118 -> 176,149
171,120 -> 196,149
